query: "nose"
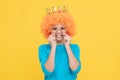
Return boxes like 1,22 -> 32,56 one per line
56,29 -> 61,33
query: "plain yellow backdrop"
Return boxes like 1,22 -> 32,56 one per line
0,0 -> 120,80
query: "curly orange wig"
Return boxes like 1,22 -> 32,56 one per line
40,7 -> 76,38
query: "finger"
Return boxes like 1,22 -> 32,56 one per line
48,33 -> 53,40
63,33 -> 66,38
48,35 -> 52,41
51,31 -> 55,37
53,32 -> 55,37
48,36 -> 52,41
64,33 -> 71,39
53,36 -> 56,41
51,32 -> 56,41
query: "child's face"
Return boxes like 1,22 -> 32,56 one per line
51,24 -> 66,43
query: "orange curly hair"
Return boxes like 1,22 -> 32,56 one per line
40,9 -> 76,38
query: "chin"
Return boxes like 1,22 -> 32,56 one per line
56,38 -> 63,42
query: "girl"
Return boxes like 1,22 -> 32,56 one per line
38,6 -> 81,80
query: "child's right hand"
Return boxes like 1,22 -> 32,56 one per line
48,32 -> 56,47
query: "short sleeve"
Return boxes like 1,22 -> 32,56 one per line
38,44 -> 53,76
70,44 -> 81,75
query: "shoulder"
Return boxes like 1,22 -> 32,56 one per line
70,43 -> 80,49
70,44 -> 80,53
38,44 -> 50,50
70,44 -> 80,56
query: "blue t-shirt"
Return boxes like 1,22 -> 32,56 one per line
38,44 -> 81,80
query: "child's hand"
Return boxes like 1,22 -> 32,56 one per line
48,32 -> 56,47
63,33 -> 72,45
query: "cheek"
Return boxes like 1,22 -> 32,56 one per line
62,30 -> 66,33
51,30 -> 56,34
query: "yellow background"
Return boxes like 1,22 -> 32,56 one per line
0,0 -> 120,80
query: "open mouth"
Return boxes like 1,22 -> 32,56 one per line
55,34 -> 63,37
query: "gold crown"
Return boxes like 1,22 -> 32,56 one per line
46,6 -> 68,15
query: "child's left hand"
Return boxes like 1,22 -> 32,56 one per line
63,33 -> 72,45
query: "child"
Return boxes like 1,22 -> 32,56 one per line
38,6 -> 81,80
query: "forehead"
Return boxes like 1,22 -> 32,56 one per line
53,24 -> 64,28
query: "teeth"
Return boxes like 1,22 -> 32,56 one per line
55,34 -> 63,38
56,35 -> 62,37
57,35 -> 61,37
56,34 -> 62,36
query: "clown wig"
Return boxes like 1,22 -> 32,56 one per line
40,7 -> 76,38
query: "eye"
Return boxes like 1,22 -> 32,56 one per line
52,27 -> 57,30
61,27 -> 65,30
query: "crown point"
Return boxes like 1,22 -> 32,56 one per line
63,6 -> 65,12
54,7 -> 56,12
46,6 -> 68,14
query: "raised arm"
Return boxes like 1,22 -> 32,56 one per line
45,32 -> 56,72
